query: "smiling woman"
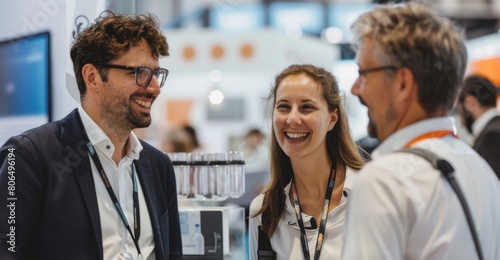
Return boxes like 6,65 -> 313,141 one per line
248,64 -> 366,260
273,73 -> 338,161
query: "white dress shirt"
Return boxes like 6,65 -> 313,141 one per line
79,106 -> 156,260
249,167 -> 358,259
472,108 -> 499,137
342,117 -> 500,260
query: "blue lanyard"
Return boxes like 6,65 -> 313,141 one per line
291,163 -> 336,260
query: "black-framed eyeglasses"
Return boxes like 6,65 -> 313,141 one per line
358,65 -> 399,77
99,64 -> 169,88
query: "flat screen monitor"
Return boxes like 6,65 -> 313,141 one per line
0,31 -> 51,146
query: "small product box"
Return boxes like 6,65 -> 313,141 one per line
179,208 -> 227,257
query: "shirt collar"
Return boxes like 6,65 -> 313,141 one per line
472,108 -> 498,137
372,116 -> 456,158
127,131 -> 143,160
78,105 -> 143,160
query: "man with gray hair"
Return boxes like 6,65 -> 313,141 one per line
343,3 -> 500,259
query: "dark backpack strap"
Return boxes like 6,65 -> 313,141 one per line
257,225 -> 276,259
257,209 -> 276,259
399,148 -> 483,260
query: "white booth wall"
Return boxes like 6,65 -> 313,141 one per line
0,1 -> 370,153
151,29 -> 363,153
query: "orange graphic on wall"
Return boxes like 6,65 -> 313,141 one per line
467,56 -> 500,111
468,57 -> 500,86
211,44 -> 224,59
183,46 -> 196,61
166,99 -> 194,126
240,43 -> 254,59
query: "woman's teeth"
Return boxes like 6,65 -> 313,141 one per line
286,132 -> 309,139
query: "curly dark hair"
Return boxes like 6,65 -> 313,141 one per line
70,11 -> 169,101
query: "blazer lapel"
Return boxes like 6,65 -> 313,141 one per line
135,152 -> 165,258
60,109 -> 103,259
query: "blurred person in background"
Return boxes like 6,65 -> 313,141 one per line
161,126 -> 193,153
241,128 -> 270,199
225,128 -> 270,227
457,74 -> 500,179
249,64 -> 365,259
343,3 -> 500,259
182,124 -> 205,153
241,128 -> 269,174
355,135 -> 379,160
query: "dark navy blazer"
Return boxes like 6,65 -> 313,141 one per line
0,109 -> 183,259
474,115 -> 500,180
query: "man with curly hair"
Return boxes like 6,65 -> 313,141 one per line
0,12 -> 182,259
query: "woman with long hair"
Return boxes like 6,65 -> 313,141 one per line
249,64 -> 365,259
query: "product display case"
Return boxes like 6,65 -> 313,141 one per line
168,152 -> 247,259
180,206 -> 246,259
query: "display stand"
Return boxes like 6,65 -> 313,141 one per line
169,152 -> 247,259
179,204 -> 246,259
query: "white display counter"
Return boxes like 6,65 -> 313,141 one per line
180,206 -> 246,259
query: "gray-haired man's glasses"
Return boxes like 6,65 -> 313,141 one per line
358,65 -> 399,77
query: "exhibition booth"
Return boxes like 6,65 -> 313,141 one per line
1,1 -> 500,258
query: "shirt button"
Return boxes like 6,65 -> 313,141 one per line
106,145 -> 111,150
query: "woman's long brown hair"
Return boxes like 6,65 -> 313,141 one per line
252,64 -> 366,237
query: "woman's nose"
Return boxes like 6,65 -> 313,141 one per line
286,108 -> 301,126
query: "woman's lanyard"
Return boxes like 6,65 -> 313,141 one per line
291,163 -> 337,260
77,114 -> 142,257
404,130 -> 456,148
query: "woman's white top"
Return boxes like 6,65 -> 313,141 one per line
249,167 -> 358,260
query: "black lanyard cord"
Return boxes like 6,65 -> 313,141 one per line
292,162 -> 337,260
86,143 -> 142,257
77,112 -> 142,256
132,170 -> 141,241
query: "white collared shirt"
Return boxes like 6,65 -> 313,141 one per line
343,117 -> 500,260
78,106 -> 156,260
249,167 -> 358,260
472,108 -> 499,137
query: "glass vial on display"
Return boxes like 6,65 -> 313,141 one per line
190,153 -> 207,199
228,151 -> 245,198
169,152 -> 190,198
210,152 -> 229,199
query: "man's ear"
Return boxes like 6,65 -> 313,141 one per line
82,64 -> 100,93
463,95 -> 478,111
398,67 -> 417,94
395,67 -> 416,103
